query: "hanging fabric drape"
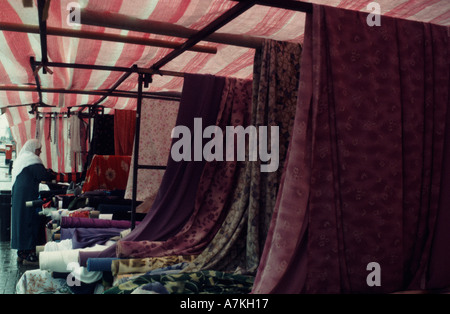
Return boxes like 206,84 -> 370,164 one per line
114,109 -> 137,156
89,114 -> 115,156
116,76 -> 253,258
124,100 -> 179,203
252,4 -> 450,294
182,39 -> 302,274
79,73 -> 225,265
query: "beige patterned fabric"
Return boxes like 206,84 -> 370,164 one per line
111,255 -> 197,276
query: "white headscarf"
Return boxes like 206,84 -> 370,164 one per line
11,139 -> 43,186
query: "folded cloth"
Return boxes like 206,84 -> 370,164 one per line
62,227 -> 124,249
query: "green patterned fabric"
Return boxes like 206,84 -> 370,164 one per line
104,270 -> 254,294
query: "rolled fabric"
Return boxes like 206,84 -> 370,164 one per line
61,217 -> 138,229
61,227 -> 125,249
39,250 -> 80,273
87,258 -> 119,272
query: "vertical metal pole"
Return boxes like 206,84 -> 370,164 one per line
130,73 -> 144,230
37,0 -> 48,74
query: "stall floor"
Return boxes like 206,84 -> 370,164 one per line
0,241 -> 38,294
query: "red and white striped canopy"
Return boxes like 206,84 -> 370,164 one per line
1,0 -> 448,111
0,0 -> 448,170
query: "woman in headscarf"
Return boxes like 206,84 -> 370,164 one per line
11,139 -> 55,263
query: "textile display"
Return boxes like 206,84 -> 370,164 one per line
89,114 -> 115,156
16,269 -> 73,294
39,243 -> 108,284
87,258 -> 119,272
61,217 -> 138,229
116,77 -> 253,258
39,249 -> 81,273
16,269 -> 105,294
79,73 -> 225,266
82,155 -> 131,192
124,99 -> 180,202
111,262 -> 189,287
183,39 -> 302,273
111,255 -> 197,276
20,115 -> 85,173
61,227 -> 124,249
68,115 -> 89,170
114,109 -> 136,156
104,270 -> 254,294
252,5 -> 450,294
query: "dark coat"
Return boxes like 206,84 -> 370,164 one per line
11,164 -> 53,250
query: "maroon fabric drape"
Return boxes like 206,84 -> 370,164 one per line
114,109 -> 136,156
253,4 -> 449,294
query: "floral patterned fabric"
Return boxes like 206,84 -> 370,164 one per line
16,269 -> 73,294
182,39 -> 302,273
82,155 -> 131,192
104,270 -> 254,294
111,255 -> 197,276
124,99 -> 179,202
253,5 -> 450,294
116,77 -> 253,258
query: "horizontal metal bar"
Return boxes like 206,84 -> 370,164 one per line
137,165 -> 167,170
234,0 -> 313,13
33,60 -> 185,77
0,85 -> 181,100
150,1 -> 256,72
0,22 -> 217,54
80,8 -> 264,49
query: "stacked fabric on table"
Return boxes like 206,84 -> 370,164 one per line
17,239 -> 109,294
60,217 -> 137,249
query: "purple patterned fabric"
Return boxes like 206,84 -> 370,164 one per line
116,77 -> 253,258
253,5 -> 449,294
